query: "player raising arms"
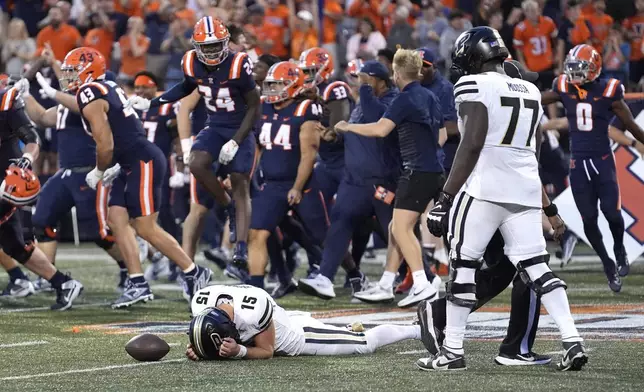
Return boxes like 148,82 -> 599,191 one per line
541,44 -> 644,291
130,17 -> 261,274
64,47 -> 212,308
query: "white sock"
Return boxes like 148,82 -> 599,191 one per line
443,301 -> 470,354
183,263 -> 196,274
379,271 -> 396,289
365,325 -> 421,353
129,273 -> 144,279
412,270 -> 429,288
541,288 -> 582,342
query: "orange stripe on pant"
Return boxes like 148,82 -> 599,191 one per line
190,174 -> 199,205
139,161 -> 154,216
96,182 -> 107,238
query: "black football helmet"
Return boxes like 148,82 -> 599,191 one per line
189,307 -> 241,360
450,26 -> 509,83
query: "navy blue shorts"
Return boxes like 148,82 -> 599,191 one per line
313,162 -> 344,204
32,168 -> 109,240
569,153 -> 620,219
192,127 -> 257,177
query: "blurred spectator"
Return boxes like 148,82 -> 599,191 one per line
346,18 -> 387,62
413,5 -> 448,53
114,0 -> 145,18
556,0 -> 591,74
586,0 -> 613,52
161,17 -> 192,90
377,47 -> 395,75
36,5 -> 82,62
77,0 -> 128,41
380,0 -> 420,35
203,0 -> 232,24
2,18 -> 36,76
487,9 -> 513,57
387,6 -> 417,50
84,11 -> 115,68
322,0 -> 344,72
439,9 -> 472,69
348,0 -> 385,33
13,0 -> 47,37
580,0 -> 595,17
117,16 -> 150,86
145,3 -> 174,83
245,5 -> 282,58
227,24 -> 248,53
264,0 -> 291,60
472,0 -> 500,27
513,0 -> 557,90
603,23 -> 630,83
172,0 -> 197,26
623,0 -> 644,86
253,53 -> 281,85
290,10 -> 318,60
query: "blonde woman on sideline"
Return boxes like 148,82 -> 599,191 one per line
2,18 -> 36,75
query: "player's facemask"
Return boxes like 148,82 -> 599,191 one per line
193,39 -> 230,66
564,60 -> 592,85
300,66 -> 320,87
263,80 -> 295,103
59,64 -> 86,93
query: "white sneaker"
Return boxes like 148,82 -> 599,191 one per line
398,282 -> 437,308
298,274 -> 336,299
431,275 -> 442,292
353,284 -> 395,304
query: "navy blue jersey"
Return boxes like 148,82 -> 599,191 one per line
554,75 -> 624,158
317,80 -> 353,168
383,81 -> 443,172
181,50 -> 255,130
258,99 -> 321,182
422,74 -> 458,169
29,67 -> 60,109
76,80 -> 155,167
191,98 -> 207,136
55,105 -> 96,168
139,103 -> 178,157
611,99 -> 644,131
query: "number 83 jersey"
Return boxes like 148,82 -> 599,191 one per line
454,73 -> 543,208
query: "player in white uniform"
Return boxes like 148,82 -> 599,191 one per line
187,285 -> 423,359
423,27 -> 587,372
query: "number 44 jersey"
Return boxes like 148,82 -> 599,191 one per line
454,73 -> 543,208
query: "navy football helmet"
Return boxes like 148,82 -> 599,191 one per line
450,26 -> 509,83
189,307 -> 241,360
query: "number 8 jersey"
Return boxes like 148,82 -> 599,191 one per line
454,73 -> 543,207
553,75 -> 624,158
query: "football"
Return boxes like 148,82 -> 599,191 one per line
125,333 -> 170,362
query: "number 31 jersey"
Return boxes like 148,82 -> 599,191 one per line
182,50 -> 255,131
454,73 -> 543,208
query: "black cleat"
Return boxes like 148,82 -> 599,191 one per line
495,352 -> 552,366
417,300 -> 439,356
557,341 -> 588,371
608,272 -> 622,292
51,279 -> 84,311
349,271 -> 369,296
559,230 -> 578,268
614,246 -> 630,277
271,279 -> 298,299
203,248 -> 230,270
117,270 -> 128,292
416,347 -> 467,371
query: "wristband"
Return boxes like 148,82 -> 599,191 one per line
95,168 -> 105,178
22,152 -> 34,164
543,203 -> 558,217
631,139 -> 638,147
234,345 -> 247,359
180,138 -> 193,155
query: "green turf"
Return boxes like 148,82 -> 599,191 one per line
1,246 -> 643,391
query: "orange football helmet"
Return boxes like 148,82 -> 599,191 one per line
564,44 -> 602,85
1,166 -> 40,206
0,73 -> 9,89
60,47 -> 106,92
299,47 -> 333,88
263,62 -> 305,104
346,59 -> 364,78
192,16 -> 230,66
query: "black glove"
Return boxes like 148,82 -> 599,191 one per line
9,157 -> 32,170
427,192 -> 454,237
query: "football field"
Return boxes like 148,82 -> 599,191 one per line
1,245 -> 644,392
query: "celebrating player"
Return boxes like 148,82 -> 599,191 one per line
64,47 -> 212,308
541,44 -> 644,291
424,27 -> 586,371
186,284 -> 422,360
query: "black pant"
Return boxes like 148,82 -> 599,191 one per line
437,230 -> 541,355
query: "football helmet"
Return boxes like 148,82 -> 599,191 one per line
346,59 -> 364,78
450,26 -> 509,82
192,16 -> 230,66
60,47 -> 106,92
299,47 -> 333,88
564,44 -> 602,85
188,307 -> 241,360
0,166 -> 40,206
263,61 -> 305,104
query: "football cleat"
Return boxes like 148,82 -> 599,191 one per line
398,281 -> 438,308
203,247 -> 229,270
271,278 -> 298,299
559,230 -> 578,268
494,352 -> 552,366
1,278 -> 35,298
167,263 -> 180,283
111,280 -> 154,309
556,341 -> 588,371
34,276 -> 53,292
608,272 -> 622,293
117,271 -> 128,292
417,300 -> 439,356
51,279 -> 84,311
143,255 -> 170,281
349,271 -> 370,296
298,274 -> 336,300
353,284 -> 395,304
614,246 -> 630,277
417,347 -> 467,371
226,201 -> 237,244
183,265 -> 213,301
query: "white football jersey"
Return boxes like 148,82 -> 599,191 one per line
190,285 -> 305,356
454,72 -> 543,207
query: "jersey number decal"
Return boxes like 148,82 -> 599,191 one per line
143,121 -> 158,143
259,123 -> 292,150
576,102 -> 593,131
198,86 -> 235,112
333,87 -> 347,100
500,97 -> 540,146
311,103 -> 323,116
529,36 -> 548,56
56,107 -> 69,130
79,88 -> 95,104
195,291 -> 209,305
241,296 -> 257,310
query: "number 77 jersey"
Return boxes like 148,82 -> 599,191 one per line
182,49 -> 255,134
454,73 -> 543,208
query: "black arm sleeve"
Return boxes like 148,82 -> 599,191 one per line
150,78 -> 198,108
9,103 -> 41,146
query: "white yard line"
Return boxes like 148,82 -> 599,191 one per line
0,302 -> 110,314
0,341 -> 49,348
397,349 -> 427,355
0,358 -> 187,381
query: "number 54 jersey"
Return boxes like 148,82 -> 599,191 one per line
454,73 -> 543,208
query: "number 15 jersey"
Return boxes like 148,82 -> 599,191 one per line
454,73 -> 543,208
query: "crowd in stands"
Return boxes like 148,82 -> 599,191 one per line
0,0 -> 643,93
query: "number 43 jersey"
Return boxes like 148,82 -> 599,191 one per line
454,73 -> 543,208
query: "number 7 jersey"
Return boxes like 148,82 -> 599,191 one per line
454,73 -> 543,207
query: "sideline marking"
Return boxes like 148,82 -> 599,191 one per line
0,358 -> 186,381
0,341 -> 49,348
